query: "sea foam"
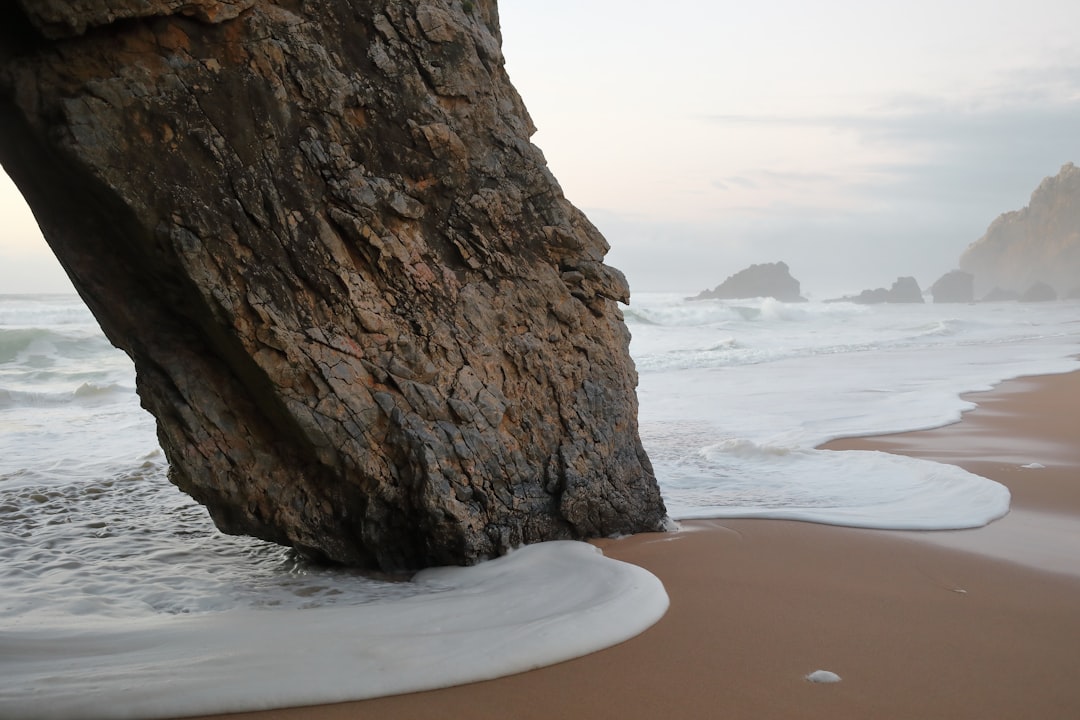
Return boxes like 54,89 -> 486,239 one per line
630,294 -> 1080,530
0,541 -> 668,720
806,669 -> 842,683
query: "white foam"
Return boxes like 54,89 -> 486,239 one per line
0,541 -> 668,720
661,446 -> 1010,530
1021,462 -> 1046,469
806,670 -> 842,683
628,295 -> 1080,530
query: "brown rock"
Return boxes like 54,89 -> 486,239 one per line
0,0 -> 666,570
15,0 -> 257,38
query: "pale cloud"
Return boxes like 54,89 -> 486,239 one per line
702,84 -> 1078,214
714,170 -> 842,193
713,176 -> 758,191
602,80 -> 1080,297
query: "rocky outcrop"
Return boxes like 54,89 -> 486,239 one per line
929,270 -> 974,303
1020,282 -> 1058,303
691,261 -> 806,302
830,276 -> 924,304
960,162 -> 1080,296
981,287 -> 1020,303
0,0 -> 666,570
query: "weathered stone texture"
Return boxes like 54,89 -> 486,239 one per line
0,0 -> 666,570
16,0 -> 257,38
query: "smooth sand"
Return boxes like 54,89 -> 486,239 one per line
183,371 -> 1080,720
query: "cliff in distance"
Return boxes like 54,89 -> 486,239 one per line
960,163 -> 1080,297
0,0 -> 667,570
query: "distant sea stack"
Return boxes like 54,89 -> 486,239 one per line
691,261 -> 806,302
929,270 -> 975,303
0,0 -> 667,570
1020,281 -> 1058,303
960,162 -> 1080,298
829,276 -> 924,304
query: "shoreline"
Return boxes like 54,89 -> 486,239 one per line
182,370 -> 1080,720
824,369 -> 1080,515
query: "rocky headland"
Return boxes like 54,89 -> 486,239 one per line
960,162 -> 1080,299
0,0 -> 666,570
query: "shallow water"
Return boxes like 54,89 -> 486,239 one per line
629,294 -> 1080,525
1,541 -> 668,720
2,292 -> 1079,718
897,508 -> 1080,579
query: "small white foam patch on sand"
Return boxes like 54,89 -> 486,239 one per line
1021,462 -> 1046,469
0,541 -> 668,720
806,670 -> 842,683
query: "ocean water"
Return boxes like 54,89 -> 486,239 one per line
627,294 -> 1080,526
3,292 -> 1079,718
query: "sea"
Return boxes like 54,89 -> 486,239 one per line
2,291 -> 1079,719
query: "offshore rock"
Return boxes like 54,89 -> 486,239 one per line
0,0 -> 666,569
960,162 -> 1080,297
691,261 -> 806,302
929,270 -> 974,303
829,276 -> 924,305
1020,282 -> 1058,303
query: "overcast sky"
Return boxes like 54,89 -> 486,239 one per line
3,0 -> 1080,297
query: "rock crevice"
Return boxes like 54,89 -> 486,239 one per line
1,0 -> 666,570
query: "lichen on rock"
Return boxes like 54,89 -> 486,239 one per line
0,0 -> 667,570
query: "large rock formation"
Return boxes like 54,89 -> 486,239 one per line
0,0 -> 667,570
691,261 -> 806,302
960,162 -> 1080,296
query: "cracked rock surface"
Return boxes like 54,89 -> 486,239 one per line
0,0 -> 666,570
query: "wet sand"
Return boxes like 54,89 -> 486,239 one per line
183,371 -> 1080,720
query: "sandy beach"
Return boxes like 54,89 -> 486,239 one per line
183,370 -> 1080,720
